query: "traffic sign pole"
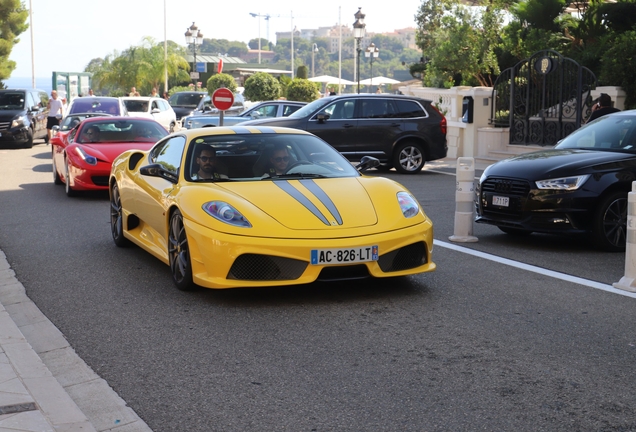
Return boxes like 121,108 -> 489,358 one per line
211,88 -> 234,126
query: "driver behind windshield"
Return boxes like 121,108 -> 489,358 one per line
267,144 -> 291,175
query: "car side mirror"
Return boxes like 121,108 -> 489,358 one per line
140,163 -> 178,183
203,106 -> 212,112
151,108 -> 160,114
355,156 -> 381,172
52,125 -> 60,132
316,113 -> 330,123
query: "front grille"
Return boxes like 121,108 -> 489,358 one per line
318,264 -> 369,281
91,176 -> 109,186
378,242 -> 427,272
481,177 -> 531,196
0,121 -> 11,131
228,254 -> 307,281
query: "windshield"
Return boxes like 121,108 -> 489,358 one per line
185,133 -> 359,182
555,114 -> 636,151
0,92 -> 26,110
76,119 -> 168,144
169,93 -> 204,107
123,99 -> 149,113
70,99 -> 121,115
287,98 -> 332,119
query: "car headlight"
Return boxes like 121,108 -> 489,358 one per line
535,175 -> 590,190
202,201 -> 252,227
74,147 -> 98,165
397,192 -> 420,218
11,116 -> 25,128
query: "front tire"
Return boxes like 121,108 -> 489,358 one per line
52,152 -> 63,185
110,183 -> 130,247
168,210 -> 195,291
393,141 -> 425,174
23,128 -> 34,149
592,191 -> 627,252
64,159 -> 77,197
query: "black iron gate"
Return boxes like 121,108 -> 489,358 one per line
491,50 -> 597,146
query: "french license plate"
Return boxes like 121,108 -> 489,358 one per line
311,246 -> 379,265
492,195 -> 509,207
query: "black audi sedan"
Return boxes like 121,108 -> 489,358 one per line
475,110 -> 636,251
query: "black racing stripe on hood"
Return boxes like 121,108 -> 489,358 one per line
300,179 -> 343,225
274,180 -> 331,226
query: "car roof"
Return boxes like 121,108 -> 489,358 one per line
122,96 -> 156,101
178,125 -> 314,139
324,93 -> 433,103
80,116 -> 158,124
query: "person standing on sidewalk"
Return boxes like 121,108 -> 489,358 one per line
46,90 -> 64,143
587,93 -> 620,123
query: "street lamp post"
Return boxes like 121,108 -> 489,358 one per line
249,13 -> 263,64
352,8 -> 366,94
185,22 -> 203,86
311,43 -> 318,78
365,42 -> 379,92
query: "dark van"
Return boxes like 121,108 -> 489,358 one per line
0,89 -> 49,148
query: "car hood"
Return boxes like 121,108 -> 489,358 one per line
218,178 -> 378,230
78,142 -> 156,161
0,109 -> 25,119
485,149 -> 636,180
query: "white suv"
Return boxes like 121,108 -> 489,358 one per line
122,97 -> 177,132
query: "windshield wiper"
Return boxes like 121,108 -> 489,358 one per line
266,173 -> 328,179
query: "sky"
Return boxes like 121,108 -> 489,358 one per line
7,0 -> 423,84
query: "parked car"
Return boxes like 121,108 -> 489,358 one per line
122,97 -> 177,132
51,117 -> 168,197
181,100 -> 307,129
167,91 -> 206,121
193,92 -> 246,116
108,126 -> 436,290
52,112 -> 112,137
0,88 -> 49,148
66,96 -> 128,117
240,94 -> 448,174
475,110 -> 636,252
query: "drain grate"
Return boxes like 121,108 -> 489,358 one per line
0,402 -> 37,415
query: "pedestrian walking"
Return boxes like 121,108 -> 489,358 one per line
46,90 -> 64,143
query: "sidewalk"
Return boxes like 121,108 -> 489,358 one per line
0,249 -> 152,432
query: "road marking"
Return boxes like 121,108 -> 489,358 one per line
434,239 -> 636,299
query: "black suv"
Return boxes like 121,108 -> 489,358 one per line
0,88 -> 49,148
168,91 -> 207,121
240,94 -> 447,173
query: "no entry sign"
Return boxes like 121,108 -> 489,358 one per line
212,88 -> 234,111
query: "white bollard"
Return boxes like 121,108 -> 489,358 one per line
449,157 -> 478,243
613,181 -> 636,292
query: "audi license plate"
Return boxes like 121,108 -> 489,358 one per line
492,195 -> 510,207
311,246 -> 378,265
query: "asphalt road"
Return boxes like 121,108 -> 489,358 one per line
1,141 -> 635,432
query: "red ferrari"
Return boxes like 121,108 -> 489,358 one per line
51,116 -> 168,196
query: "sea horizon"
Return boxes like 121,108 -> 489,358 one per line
3,76 -> 53,94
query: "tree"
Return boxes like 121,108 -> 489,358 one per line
243,72 -> 281,101
422,2 -> 502,87
296,65 -> 308,79
0,0 -> 28,82
206,73 -> 237,93
599,30 -> 636,109
285,78 -> 320,102
248,38 -> 271,50
88,39 -> 190,95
